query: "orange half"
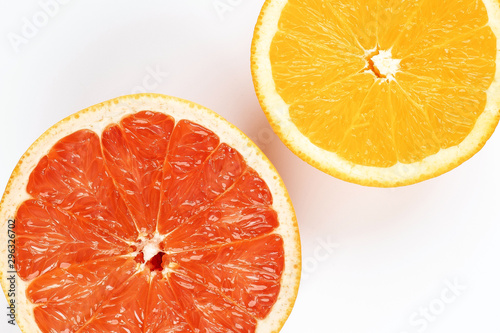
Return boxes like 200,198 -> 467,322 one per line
252,0 -> 500,186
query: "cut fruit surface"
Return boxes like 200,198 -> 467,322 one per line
0,94 -> 301,333
251,0 -> 500,186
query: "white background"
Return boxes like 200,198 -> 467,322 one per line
1,1 -> 500,332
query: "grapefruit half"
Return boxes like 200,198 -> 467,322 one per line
0,94 -> 301,333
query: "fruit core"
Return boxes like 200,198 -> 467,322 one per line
133,233 -> 167,272
364,47 -> 401,80
146,251 -> 166,271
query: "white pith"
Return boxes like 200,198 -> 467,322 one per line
138,233 -> 165,263
252,0 -> 500,186
370,49 -> 401,81
0,94 -> 301,333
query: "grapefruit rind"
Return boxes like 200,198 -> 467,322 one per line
251,0 -> 500,187
0,94 -> 301,333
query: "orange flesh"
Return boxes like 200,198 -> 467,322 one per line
15,111 -> 284,332
270,0 -> 497,167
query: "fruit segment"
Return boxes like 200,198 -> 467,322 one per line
159,142 -> 247,235
158,119 -> 220,234
281,0 -> 366,56
26,130 -> 138,241
270,30 -> 365,105
27,258 -> 137,333
337,81 -> 398,167
163,168 -> 279,252
287,74 -> 375,154
399,27 -> 496,90
143,274 -> 193,333
102,111 -> 175,234
80,271 -> 150,333
168,235 -> 285,319
376,0 -> 426,50
391,0 -> 490,58
15,200 -> 129,280
169,273 -> 257,333
396,73 -> 487,149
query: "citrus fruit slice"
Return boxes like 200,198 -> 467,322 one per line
251,0 -> 500,187
0,94 -> 301,333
